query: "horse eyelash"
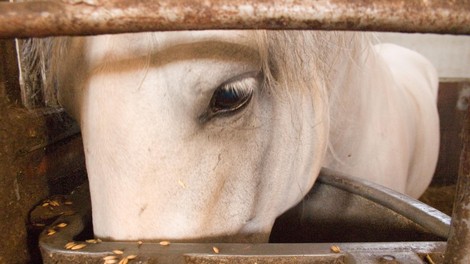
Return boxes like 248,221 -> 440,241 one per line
221,76 -> 257,96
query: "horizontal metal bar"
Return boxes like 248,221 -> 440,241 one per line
1,0 -> 470,38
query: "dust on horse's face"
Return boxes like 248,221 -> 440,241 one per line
58,31 -> 328,242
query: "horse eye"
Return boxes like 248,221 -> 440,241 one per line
209,76 -> 256,115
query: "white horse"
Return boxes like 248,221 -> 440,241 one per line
25,30 -> 439,242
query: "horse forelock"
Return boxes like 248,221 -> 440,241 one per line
20,37 -> 70,107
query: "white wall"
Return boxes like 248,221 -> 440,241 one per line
377,33 -> 470,81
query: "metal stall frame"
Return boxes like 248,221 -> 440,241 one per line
1,0 -> 470,263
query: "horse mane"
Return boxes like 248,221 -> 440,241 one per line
19,37 -> 68,108
258,30 -> 374,95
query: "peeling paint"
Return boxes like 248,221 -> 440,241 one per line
13,176 -> 20,201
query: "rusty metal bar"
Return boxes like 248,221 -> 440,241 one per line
444,102 -> 470,263
1,0 -> 470,38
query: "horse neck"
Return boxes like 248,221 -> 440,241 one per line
326,43 -> 396,163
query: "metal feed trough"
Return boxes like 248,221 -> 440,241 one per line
33,168 -> 451,264
1,0 -> 470,263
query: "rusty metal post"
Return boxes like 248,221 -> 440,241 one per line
0,37 -> 31,264
444,99 -> 470,263
0,17 -> 85,264
0,39 -> 21,104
